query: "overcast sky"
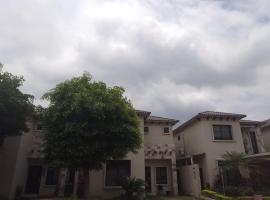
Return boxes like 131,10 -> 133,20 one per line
1,0 -> 270,123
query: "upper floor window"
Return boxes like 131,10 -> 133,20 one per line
163,127 -> 170,134
144,127 -> 149,135
178,136 -> 181,141
213,125 -> 232,140
105,160 -> 131,187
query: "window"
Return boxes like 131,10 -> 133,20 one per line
163,127 -> 170,134
213,125 -> 232,140
105,160 -> 131,186
250,131 -> 259,154
45,167 -> 59,185
144,127 -> 149,134
178,136 -> 181,141
156,167 -> 167,184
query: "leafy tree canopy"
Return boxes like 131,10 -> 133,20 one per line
0,71 -> 34,137
42,72 -> 142,170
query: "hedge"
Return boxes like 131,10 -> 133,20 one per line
202,189 -> 270,200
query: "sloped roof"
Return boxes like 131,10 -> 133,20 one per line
198,111 -> 246,118
135,109 -> 151,118
261,119 -> 270,129
174,111 -> 246,134
240,119 -> 264,127
146,115 -> 179,125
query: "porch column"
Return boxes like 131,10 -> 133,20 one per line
171,158 -> 178,195
58,169 -> 67,197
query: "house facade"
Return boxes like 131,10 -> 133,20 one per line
0,110 -> 178,200
173,111 -> 269,193
261,120 -> 270,152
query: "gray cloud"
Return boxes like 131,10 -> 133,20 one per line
1,0 -> 270,122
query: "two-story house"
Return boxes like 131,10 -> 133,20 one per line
173,111 -> 270,196
0,110 -> 179,200
261,120 -> 270,152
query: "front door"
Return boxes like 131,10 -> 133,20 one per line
25,165 -> 42,194
145,167 -> 151,193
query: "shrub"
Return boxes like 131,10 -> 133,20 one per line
202,189 -> 270,200
118,177 -> 145,200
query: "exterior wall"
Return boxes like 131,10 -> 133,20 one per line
144,122 -> 178,195
144,123 -> 174,145
145,159 -> 172,195
0,122 -> 36,200
241,126 -> 265,154
88,116 -> 146,198
179,164 -> 201,197
201,119 -> 246,187
0,114 -> 178,199
173,132 -> 184,157
0,136 -> 21,200
175,118 -> 246,188
262,127 -> 270,152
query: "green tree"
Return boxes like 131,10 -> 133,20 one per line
220,151 -> 248,187
42,73 -> 142,199
0,70 -> 34,142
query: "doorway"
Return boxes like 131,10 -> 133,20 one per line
145,167 -> 151,193
199,168 -> 204,189
25,165 -> 42,194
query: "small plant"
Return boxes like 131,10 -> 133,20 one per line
118,177 -> 145,200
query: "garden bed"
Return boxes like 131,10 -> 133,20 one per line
202,189 -> 270,200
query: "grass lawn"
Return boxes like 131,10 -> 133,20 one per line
146,196 -> 198,200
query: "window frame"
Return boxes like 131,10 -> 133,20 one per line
212,125 -> 233,141
144,126 -> 149,135
104,160 -> 131,187
178,135 -> 181,141
163,127 -> 170,134
155,167 -> 168,185
45,166 -> 59,186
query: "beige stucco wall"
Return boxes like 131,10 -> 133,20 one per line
262,127 -> 270,152
145,159 -> 172,195
0,136 -> 21,200
175,118 -> 246,187
144,123 -> 174,145
179,164 -> 201,197
241,126 -> 265,154
0,121 -> 37,200
201,119 -> 245,187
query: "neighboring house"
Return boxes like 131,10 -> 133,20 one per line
240,120 -> 265,155
0,110 -> 179,200
173,111 -> 270,195
0,121 -> 39,200
174,111 -> 248,190
261,119 -> 270,152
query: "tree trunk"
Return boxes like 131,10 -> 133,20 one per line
83,168 -> 91,200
